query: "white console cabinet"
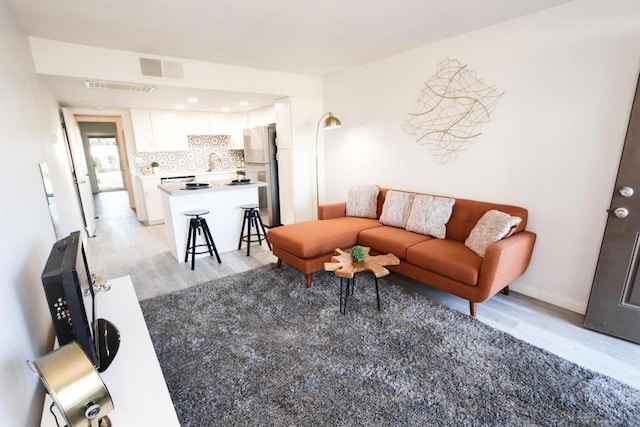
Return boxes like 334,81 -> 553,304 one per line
40,276 -> 180,426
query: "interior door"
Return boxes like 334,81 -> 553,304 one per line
62,108 -> 97,237
584,75 -> 640,344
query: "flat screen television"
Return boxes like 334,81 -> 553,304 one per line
41,230 -> 119,372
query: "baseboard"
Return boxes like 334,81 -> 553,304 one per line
511,283 -> 587,314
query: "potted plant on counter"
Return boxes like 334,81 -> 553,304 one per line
150,161 -> 160,175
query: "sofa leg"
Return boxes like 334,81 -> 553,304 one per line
306,274 -> 312,288
469,301 -> 477,317
276,258 -> 282,268
503,285 -> 510,296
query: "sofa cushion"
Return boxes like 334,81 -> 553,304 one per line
267,217 -> 382,258
405,239 -> 482,286
346,185 -> 380,218
465,210 -> 522,257
443,197 -> 529,243
405,195 -> 455,239
358,226 -> 432,259
379,190 -> 415,228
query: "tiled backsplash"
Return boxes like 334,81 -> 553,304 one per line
134,135 -> 244,174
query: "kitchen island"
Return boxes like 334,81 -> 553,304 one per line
159,180 -> 267,262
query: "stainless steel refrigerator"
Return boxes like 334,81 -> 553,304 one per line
243,124 -> 280,227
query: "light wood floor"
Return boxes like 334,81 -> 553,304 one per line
87,191 -> 640,390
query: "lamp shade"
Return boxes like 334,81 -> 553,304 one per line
323,113 -> 342,130
29,341 -> 113,427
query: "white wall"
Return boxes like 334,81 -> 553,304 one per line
323,0 -> 640,313
0,2 -> 85,425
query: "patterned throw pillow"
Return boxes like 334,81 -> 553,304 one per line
405,195 -> 455,239
379,191 -> 415,228
346,185 -> 380,218
465,210 -> 522,257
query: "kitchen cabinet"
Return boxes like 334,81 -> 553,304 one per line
130,109 -> 188,152
229,112 -> 247,149
130,109 -> 155,152
137,176 -> 164,225
149,110 -> 188,151
187,111 -> 230,136
186,111 -> 210,134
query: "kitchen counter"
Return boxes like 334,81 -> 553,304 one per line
158,179 -> 265,197
137,169 -> 242,180
159,179 -> 267,262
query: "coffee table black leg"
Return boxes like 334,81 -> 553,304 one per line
339,277 -> 344,314
375,276 -> 381,311
343,278 -> 352,315
351,274 -> 355,296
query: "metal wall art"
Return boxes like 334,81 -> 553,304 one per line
402,58 -> 504,163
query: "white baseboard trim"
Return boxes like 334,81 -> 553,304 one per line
511,283 -> 587,314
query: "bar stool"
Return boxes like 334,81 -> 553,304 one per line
184,209 -> 221,270
237,204 -> 271,256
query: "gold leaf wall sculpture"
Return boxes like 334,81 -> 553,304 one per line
402,58 -> 504,163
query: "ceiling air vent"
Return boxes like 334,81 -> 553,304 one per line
84,80 -> 155,92
139,57 -> 184,79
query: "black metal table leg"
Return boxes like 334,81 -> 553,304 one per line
375,276 -> 381,311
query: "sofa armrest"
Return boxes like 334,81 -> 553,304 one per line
476,231 -> 537,300
319,202 -> 347,220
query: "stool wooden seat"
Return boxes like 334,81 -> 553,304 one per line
184,209 -> 221,270
237,204 -> 271,256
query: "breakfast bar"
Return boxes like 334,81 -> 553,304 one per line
159,180 -> 267,262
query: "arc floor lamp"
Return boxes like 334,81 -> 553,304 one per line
315,112 -> 342,217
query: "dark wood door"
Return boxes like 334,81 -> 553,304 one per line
584,74 -> 640,344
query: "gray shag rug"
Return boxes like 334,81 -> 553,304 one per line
140,264 -> 639,426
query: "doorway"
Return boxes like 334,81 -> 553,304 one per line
78,122 -> 126,193
87,135 -> 125,192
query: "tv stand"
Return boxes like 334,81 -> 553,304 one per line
40,276 -> 180,426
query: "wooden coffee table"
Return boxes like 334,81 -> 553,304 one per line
324,248 -> 400,314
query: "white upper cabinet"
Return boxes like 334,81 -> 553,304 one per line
229,113 -> 247,149
130,109 -> 188,152
186,112 -> 230,136
130,109 -> 155,152
149,110 -> 188,151
186,111 -> 210,135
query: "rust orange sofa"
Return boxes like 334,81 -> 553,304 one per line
267,188 -> 536,316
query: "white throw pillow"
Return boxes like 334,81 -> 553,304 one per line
346,185 -> 380,218
379,191 -> 415,228
465,210 -> 522,257
405,195 -> 455,239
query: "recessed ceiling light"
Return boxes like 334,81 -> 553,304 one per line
187,97 -> 199,103
221,107 -> 230,112
239,101 -> 249,106
175,104 -> 185,110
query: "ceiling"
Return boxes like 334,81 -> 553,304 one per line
7,0 -> 572,111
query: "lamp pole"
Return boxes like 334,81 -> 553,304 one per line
315,112 -> 342,218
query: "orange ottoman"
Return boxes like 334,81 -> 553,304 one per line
267,217 -> 383,287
